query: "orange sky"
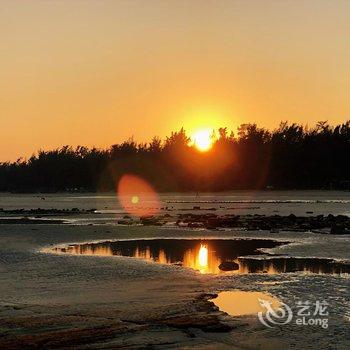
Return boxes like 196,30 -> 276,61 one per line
1,0 -> 350,161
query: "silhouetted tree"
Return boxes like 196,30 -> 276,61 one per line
0,121 -> 349,192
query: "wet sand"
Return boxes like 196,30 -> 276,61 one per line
1,223 -> 349,349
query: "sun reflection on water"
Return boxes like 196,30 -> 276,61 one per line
50,243 -> 281,274
50,239 -> 348,275
132,243 -> 219,273
198,244 -> 208,267
54,241 -> 230,274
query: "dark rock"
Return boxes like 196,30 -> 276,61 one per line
118,219 -> 133,225
330,224 -> 349,235
205,218 -> 221,229
0,217 -> 63,225
188,222 -> 204,228
140,216 -> 164,226
218,261 -> 239,271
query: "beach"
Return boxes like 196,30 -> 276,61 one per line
0,192 -> 349,349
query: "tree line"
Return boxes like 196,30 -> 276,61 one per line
1,121 -> 349,192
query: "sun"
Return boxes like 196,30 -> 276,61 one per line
192,129 -> 213,151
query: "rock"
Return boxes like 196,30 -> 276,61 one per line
188,222 -> 204,228
205,218 -> 221,229
0,218 -> 63,225
330,224 -> 349,235
176,221 -> 188,227
218,261 -> 239,271
117,219 -> 133,225
288,213 -> 297,220
140,216 -> 163,226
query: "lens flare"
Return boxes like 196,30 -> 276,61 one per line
131,195 -> 139,204
117,174 -> 159,217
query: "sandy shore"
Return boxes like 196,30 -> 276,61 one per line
0,222 -> 349,349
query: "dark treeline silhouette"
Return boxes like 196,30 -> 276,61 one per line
1,121 -> 349,192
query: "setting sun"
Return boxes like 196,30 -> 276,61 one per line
192,129 -> 213,152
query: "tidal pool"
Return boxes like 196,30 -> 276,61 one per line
51,238 -> 350,275
238,256 -> 350,274
210,291 -> 281,316
53,238 -> 282,274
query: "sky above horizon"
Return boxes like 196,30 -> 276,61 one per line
1,0 -> 350,161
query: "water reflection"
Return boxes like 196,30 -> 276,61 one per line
210,291 -> 281,316
53,239 -> 350,275
54,239 -> 282,274
238,257 -> 350,275
182,243 -> 222,274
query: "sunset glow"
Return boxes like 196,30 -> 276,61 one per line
198,244 -> 208,267
192,129 -> 213,152
2,1 -> 349,348
1,1 -> 350,161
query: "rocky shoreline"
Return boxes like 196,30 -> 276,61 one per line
1,206 -> 349,234
0,208 -> 96,216
142,213 -> 350,234
0,208 -> 95,225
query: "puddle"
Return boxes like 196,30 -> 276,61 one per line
210,291 -> 281,316
51,238 -> 350,275
238,256 -> 350,274
52,238 -> 283,274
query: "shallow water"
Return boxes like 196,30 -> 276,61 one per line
53,238 -> 282,274
51,238 -> 350,275
238,256 -> 350,274
210,291 -> 281,316
1,214 -> 349,349
1,191 -> 350,218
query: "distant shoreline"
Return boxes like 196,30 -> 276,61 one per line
0,188 -> 349,195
